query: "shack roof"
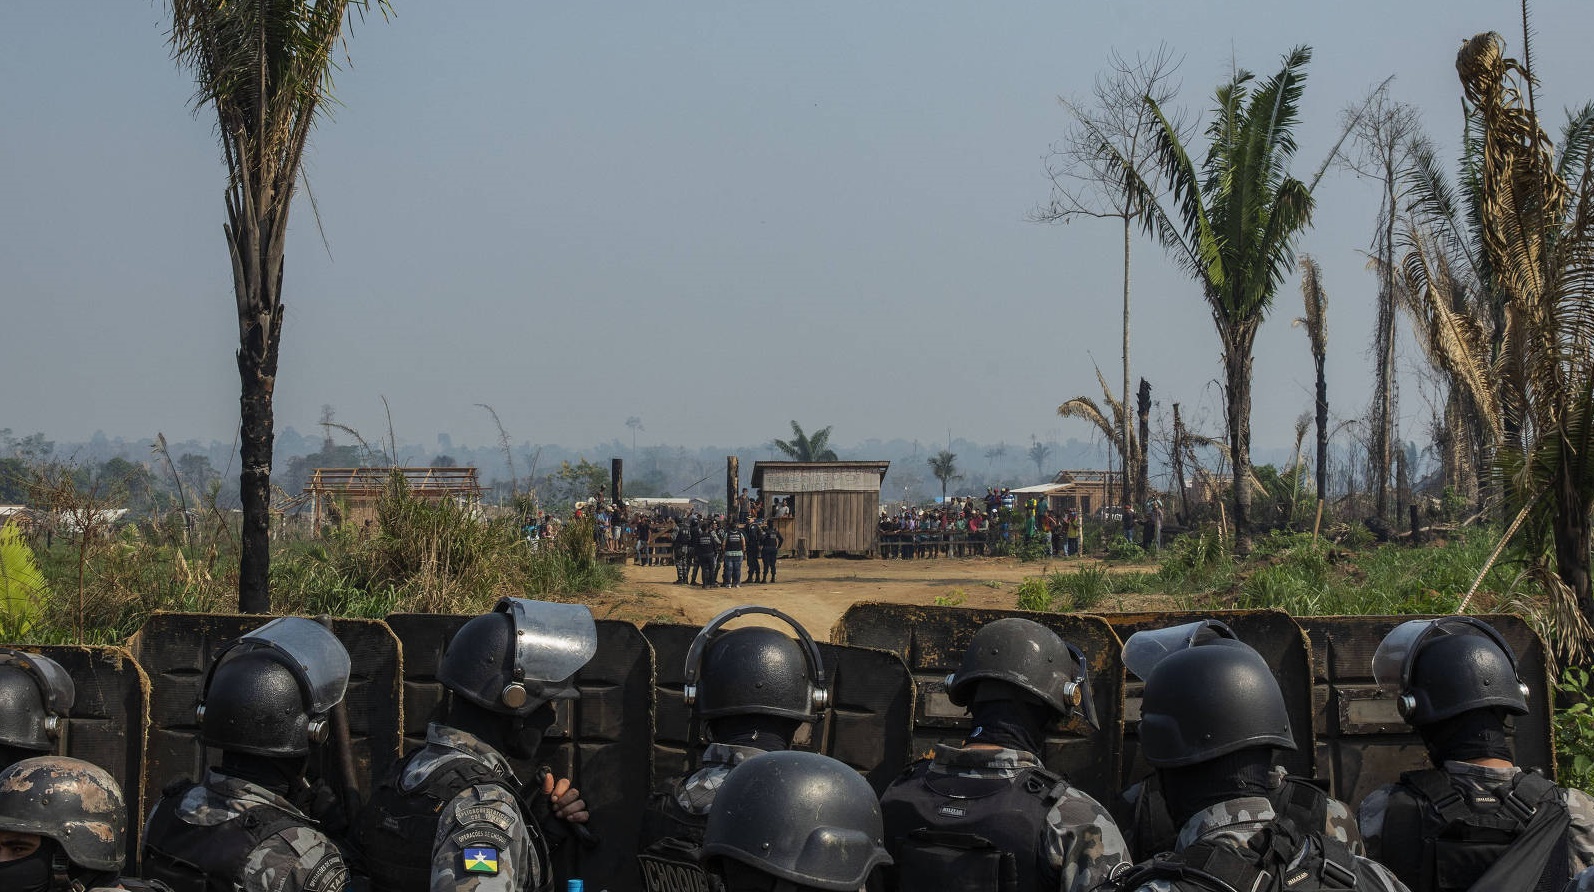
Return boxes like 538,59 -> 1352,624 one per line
305,467 -> 481,497
1008,482 -> 1075,496
751,461 -> 890,493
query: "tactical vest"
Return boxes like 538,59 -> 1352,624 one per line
1378,767 -> 1569,892
1119,774 -> 1330,862
352,750 -> 552,892
637,786 -> 720,892
724,531 -> 744,552
761,530 -> 780,551
695,531 -> 716,552
1109,782 -> 1373,892
141,780 -> 324,892
879,759 -> 1070,892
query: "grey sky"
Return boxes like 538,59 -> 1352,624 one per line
3,1 -> 1590,456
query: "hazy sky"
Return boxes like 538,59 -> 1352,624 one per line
4,1 -> 1591,456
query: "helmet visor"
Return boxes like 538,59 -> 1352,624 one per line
1371,616 -> 1517,691
0,650 -> 74,714
217,617 -> 351,715
1066,642 -> 1100,730
1122,620 -> 1238,681
497,598 -> 598,690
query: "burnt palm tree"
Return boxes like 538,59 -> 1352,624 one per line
1294,256 -> 1330,500
170,0 -> 383,612
1101,46 -> 1351,544
773,421 -> 838,462
1059,366 -> 1139,495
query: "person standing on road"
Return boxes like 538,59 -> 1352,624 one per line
760,522 -> 783,584
721,522 -> 748,589
695,520 -> 721,589
744,520 -> 763,583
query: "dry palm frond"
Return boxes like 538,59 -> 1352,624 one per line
1294,255 -> 1328,358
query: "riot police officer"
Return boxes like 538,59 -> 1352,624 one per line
694,520 -> 721,589
141,617 -> 354,892
744,521 -> 763,583
759,522 -> 783,584
673,522 -> 693,585
0,649 -> 73,769
355,597 -> 596,891
877,617 -> 1129,892
1358,617 -> 1594,891
638,606 -> 828,892
700,750 -> 893,892
0,756 -> 165,891
1109,634 -> 1405,892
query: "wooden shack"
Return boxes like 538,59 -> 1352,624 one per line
751,461 -> 889,556
1046,469 -> 1125,516
306,467 -> 482,531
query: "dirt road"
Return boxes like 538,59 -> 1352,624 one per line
598,554 -> 1178,639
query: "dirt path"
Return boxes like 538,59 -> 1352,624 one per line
596,555 -> 1180,639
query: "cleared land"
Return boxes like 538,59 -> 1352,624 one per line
599,555 -> 1181,639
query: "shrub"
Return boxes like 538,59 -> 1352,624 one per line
1557,666 -> 1594,794
1015,577 -> 1052,612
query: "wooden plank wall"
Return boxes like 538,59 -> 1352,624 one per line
792,491 -> 879,554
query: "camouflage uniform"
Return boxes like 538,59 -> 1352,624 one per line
1568,864 -> 1594,891
666,742 -> 762,819
1125,786 -> 1407,892
1119,766 -> 1365,859
880,744 -> 1129,892
408,723 -> 546,892
141,769 -> 350,892
1357,760 -> 1594,882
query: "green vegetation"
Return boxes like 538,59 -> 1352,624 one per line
21,472 -> 619,646
1557,666 -> 1594,793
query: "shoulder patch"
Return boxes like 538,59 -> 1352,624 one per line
463,847 -> 501,876
302,853 -> 349,892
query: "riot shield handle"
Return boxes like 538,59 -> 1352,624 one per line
314,615 -> 362,830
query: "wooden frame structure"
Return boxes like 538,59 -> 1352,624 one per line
306,467 -> 482,530
752,461 -> 890,556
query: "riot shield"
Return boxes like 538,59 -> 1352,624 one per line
832,603 -> 1122,804
643,621 -> 915,795
0,644 -> 149,865
127,614 -> 402,808
1103,610 -> 1314,788
1301,613 -> 1554,806
385,613 -> 654,892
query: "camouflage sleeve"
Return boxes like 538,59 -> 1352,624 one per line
1355,784 -> 1396,864
1568,864 -> 1594,892
1566,787 -> 1594,876
1044,786 -> 1131,892
1322,794 -> 1365,854
239,825 -> 351,892
431,784 -> 538,892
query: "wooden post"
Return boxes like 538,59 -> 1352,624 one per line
726,456 -> 738,520
1312,499 -> 1324,544
611,458 -> 624,508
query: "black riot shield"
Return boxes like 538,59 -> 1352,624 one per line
832,603 -> 1123,804
385,613 -> 654,892
1301,613 -> 1554,806
642,621 -> 915,795
0,644 -> 150,865
127,614 -> 402,811
1103,610 -> 1314,788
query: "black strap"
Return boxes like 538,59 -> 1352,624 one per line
1402,769 -> 1474,826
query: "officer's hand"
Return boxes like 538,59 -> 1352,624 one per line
541,772 -> 589,823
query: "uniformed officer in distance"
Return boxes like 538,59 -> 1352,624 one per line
877,617 -> 1129,892
1358,617 -> 1594,892
638,607 -> 829,892
0,649 -> 74,769
0,756 -> 168,892
700,750 -> 892,892
141,617 -> 354,892
354,597 -> 596,892
1108,633 -> 1406,892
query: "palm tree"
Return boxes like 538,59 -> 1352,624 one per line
1294,256 -> 1330,501
1447,31 -> 1594,652
1102,46 -> 1349,543
928,450 -> 962,501
1058,366 -> 1140,495
170,0 -> 382,612
773,421 -> 838,462
1027,440 -> 1054,481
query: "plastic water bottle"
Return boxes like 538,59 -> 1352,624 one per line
566,881 -> 584,892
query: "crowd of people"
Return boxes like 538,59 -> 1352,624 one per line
0,602 -> 1590,892
878,488 -> 1168,559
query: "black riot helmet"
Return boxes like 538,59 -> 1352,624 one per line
197,617 -> 351,758
0,649 -> 74,754
1372,617 -> 1529,725
1137,641 -> 1295,768
684,606 -> 829,722
944,617 -> 1098,729
438,597 -> 598,716
0,756 -> 126,874
701,751 -> 892,891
